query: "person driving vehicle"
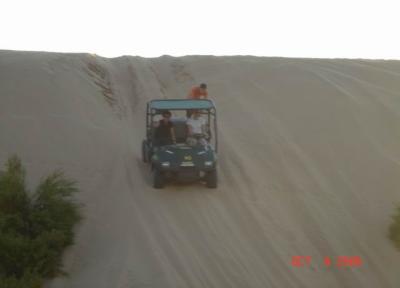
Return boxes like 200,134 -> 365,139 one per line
186,109 -> 207,146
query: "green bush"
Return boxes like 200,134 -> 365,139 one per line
0,156 -> 81,288
389,206 -> 400,251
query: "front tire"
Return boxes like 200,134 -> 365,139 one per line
153,168 -> 165,189
205,169 -> 217,188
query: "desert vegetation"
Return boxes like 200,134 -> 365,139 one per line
389,206 -> 400,251
0,156 -> 81,288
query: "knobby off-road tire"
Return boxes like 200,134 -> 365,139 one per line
205,169 -> 217,188
142,140 -> 149,163
153,168 -> 165,189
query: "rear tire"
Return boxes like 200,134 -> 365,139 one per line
205,169 -> 217,188
153,168 -> 165,189
142,140 -> 148,163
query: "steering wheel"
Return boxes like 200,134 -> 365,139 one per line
192,133 -> 206,139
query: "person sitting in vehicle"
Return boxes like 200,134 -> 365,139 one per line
154,110 -> 176,146
186,109 -> 207,146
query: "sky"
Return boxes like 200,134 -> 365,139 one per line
1,0 -> 399,59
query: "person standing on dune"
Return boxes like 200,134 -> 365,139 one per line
187,83 -> 208,99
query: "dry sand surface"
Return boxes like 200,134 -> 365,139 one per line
0,50 -> 400,288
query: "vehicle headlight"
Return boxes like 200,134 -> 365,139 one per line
204,161 -> 213,166
161,161 -> 170,167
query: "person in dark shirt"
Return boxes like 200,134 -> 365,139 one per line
154,110 -> 176,146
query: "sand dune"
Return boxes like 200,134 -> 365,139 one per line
0,50 -> 399,288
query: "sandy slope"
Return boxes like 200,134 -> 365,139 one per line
0,50 -> 399,288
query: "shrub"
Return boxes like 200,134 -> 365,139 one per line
0,156 -> 81,288
389,206 -> 400,251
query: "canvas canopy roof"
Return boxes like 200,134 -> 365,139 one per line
149,99 -> 215,111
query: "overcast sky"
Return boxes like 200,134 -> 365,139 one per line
1,0 -> 399,59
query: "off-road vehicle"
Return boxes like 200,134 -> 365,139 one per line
142,99 -> 218,188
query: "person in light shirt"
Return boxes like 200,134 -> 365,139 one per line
186,109 -> 207,146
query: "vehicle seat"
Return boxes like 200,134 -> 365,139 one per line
171,119 -> 188,143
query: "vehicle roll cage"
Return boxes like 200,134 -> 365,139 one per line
145,99 -> 218,151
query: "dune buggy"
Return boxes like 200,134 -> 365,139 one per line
142,99 -> 218,188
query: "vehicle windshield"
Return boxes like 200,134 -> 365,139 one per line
151,109 -> 217,149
